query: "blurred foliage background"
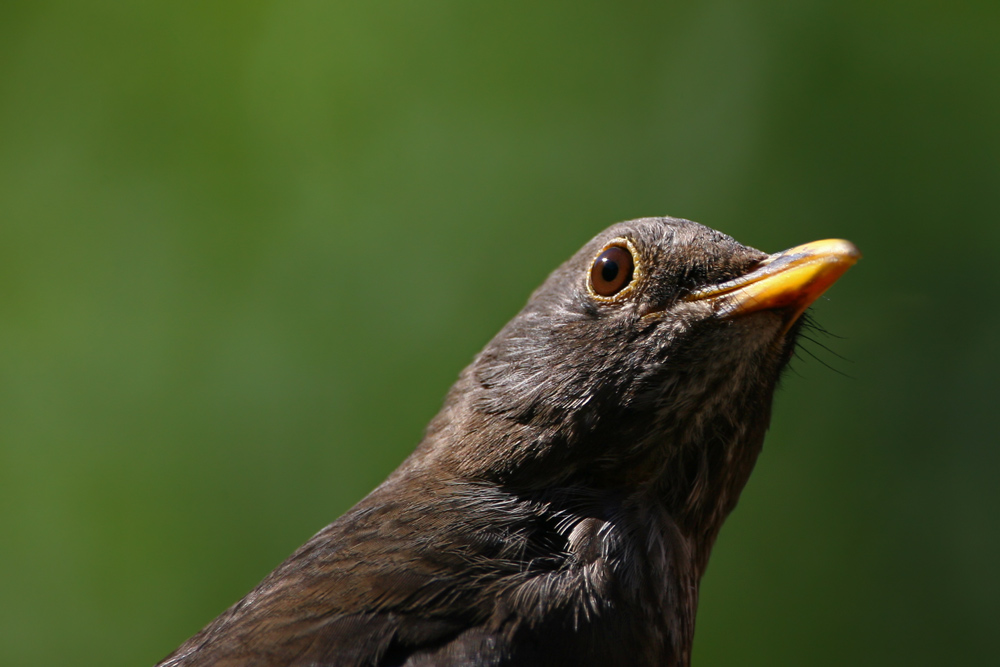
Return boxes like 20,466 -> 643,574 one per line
1,1 -> 997,665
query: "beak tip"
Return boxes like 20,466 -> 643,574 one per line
828,238 -> 862,263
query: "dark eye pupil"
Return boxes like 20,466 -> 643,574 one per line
601,259 -> 619,282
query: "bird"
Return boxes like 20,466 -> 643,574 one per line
156,216 -> 860,667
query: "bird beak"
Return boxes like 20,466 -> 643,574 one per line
686,239 -> 861,324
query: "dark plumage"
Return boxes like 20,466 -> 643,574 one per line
157,217 -> 859,667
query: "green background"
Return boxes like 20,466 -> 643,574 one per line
1,2 -> 997,665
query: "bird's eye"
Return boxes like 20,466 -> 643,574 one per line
590,245 -> 635,297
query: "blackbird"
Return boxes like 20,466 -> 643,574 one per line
157,216 -> 859,667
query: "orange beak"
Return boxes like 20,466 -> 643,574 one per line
687,239 -> 861,326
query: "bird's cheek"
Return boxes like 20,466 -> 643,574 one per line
637,301 -> 710,336
636,298 -> 678,320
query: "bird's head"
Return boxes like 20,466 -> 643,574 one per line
418,217 -> 858,538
